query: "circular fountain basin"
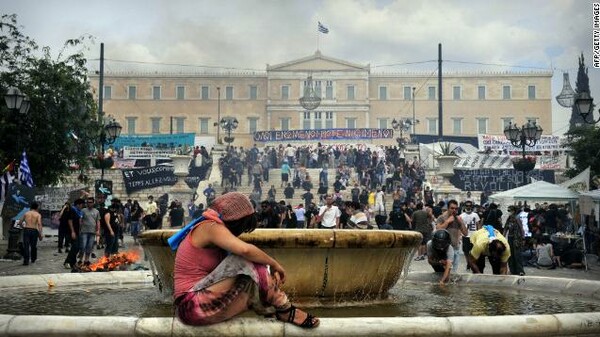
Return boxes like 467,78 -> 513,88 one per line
139,228 -> 422,300
1,271 -> 600,336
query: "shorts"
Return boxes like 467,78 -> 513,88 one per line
281,173 -> 289,182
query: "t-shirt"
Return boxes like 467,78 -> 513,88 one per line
294,208 -> 306,222
318,205 -> 341,228
518,211 -> 531,237
80,207 -> 100,234
469,228 -> 511,263
349,211 -> 369,229
426,240 -> 455,264
460,212 -> 480,237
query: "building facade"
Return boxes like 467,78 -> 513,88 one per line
90,51 -> 553,147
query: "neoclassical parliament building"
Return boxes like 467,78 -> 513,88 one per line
90,51 -> 552,147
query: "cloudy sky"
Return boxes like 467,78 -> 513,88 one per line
3,0 -> 598,134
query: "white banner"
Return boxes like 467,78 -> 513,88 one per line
478,134 -> 566,152
560,167 -> 590,192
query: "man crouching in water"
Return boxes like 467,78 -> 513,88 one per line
427,229 -> 454,285
467,225 -> 511,275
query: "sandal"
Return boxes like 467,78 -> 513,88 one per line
275,305 -> 320,329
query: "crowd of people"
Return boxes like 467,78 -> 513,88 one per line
25,194 -> 187,272
13,141 -> 594,330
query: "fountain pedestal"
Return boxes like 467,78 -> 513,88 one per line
139,229 -> 421,300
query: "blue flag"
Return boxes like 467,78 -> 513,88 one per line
318,21 -> 329,34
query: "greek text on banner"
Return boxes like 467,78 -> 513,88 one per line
253,128 -> 394,142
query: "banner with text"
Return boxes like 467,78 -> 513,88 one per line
253,128 -> 394,142
113,133 -> 195,149
478,134 -> 566,152
450,169 -> 556,192
121,165 -> 178,194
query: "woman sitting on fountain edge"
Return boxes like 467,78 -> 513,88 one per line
172,192 -> 320,328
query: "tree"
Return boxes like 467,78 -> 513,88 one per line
569,53 -> 589,129
0,14 -> 100,186
563,125 -> 600,184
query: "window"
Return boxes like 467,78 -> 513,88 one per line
201,86 -> 209,100
478,86 -> 486,100
453,86 -> 461,100
378,118 -> 388,129
428,86 -> 436,100
379,86 -> 387,100
152,86 -> 161,100
176,86 -> 185,100
346,118 -> 357,129
151,117 -> 161,134
314,111 -> 322,130
281,85 -> 289,100
103,86 -> 112,100
128,86 -> 137,100
502,118 -> 514,132
325,81 -> 333,100
428,118 -> 438,135
303,111 -> 311,129
281,118 -> 290,131
248,118 -> 258,134
502,85 -> 511,99
199,118 -> 209,134
225,86 -> 233,100
477,118 -> 488,134
347,85 -> 355,100
325,111 -> 334,129
314,81 -> 322,98
452,118 -> 462,135
528,85 -> 536,99
126,117 -> 136,135
249,85 -> 257,100
404,86 -> 412,100
175,117 -> 185,133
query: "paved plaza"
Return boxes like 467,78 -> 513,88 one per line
1,229 -> 599,282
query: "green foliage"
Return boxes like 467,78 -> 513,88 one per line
437,142 -> 457,156
563,125 -> 600,181
0,14 -> 100,186
570,53 -> 589,128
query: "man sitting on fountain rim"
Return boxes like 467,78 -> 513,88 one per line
467,225 -> 511,275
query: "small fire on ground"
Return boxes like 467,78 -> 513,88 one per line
78,250 -> 141,272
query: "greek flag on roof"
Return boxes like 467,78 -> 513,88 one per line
318,21 -> 329,34
18,151 -> 34,187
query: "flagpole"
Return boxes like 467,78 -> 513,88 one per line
316,24 -> 319,51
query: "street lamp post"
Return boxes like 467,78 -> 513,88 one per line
504,120 -> 542,182
3,87 -> 31,260
216,87 -> 221,144
412,87 -> 416,142
392,118 -> 412,148
220,117 -> 239,149
99,117 -> 122,181
574,91 -> 600,124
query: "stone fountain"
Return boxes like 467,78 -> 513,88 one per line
139,228 -> 422,300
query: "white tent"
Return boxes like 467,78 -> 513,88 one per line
488,181 -> 580,207
579,189 -> 600,221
